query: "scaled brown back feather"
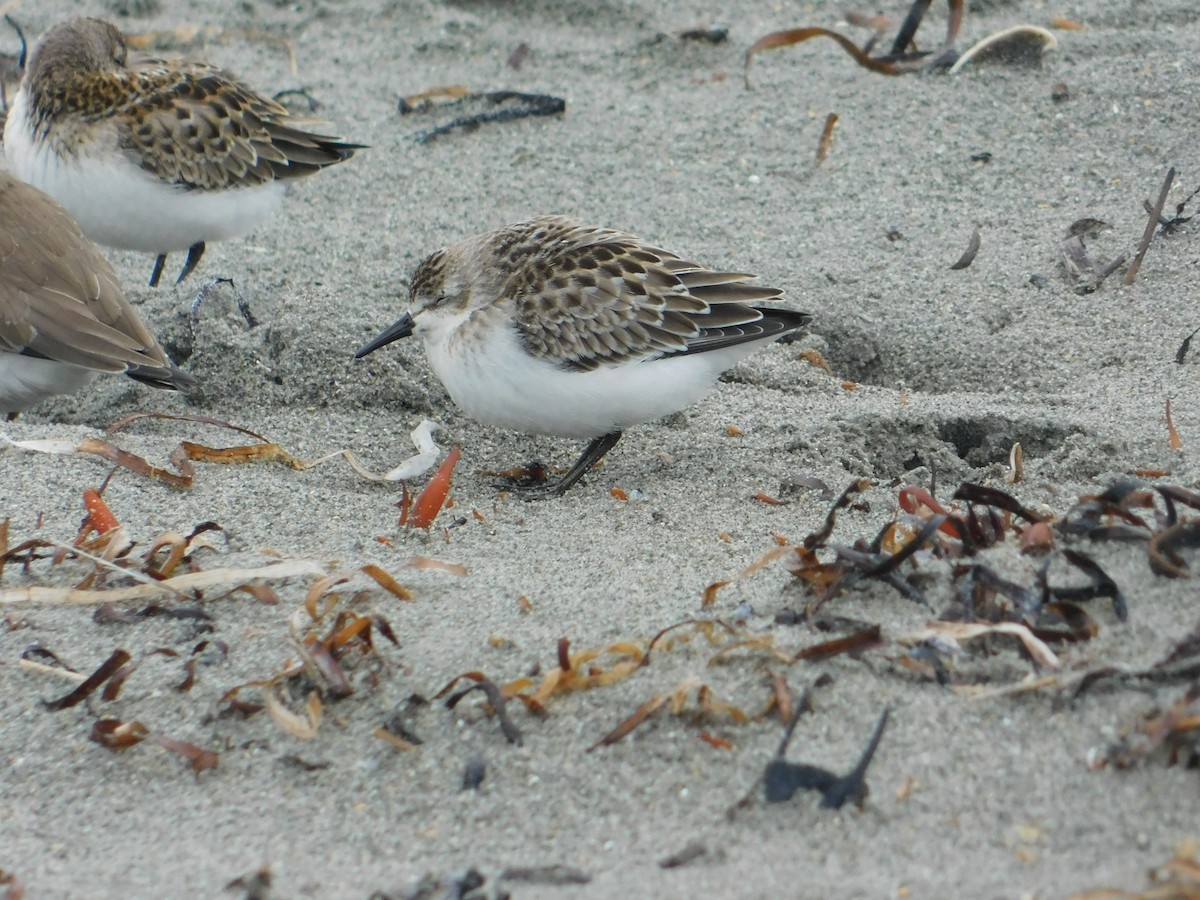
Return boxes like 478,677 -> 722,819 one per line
495,217 -> 791,371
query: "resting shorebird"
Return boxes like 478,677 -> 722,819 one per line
356,216 -> 811,496
0,171 -> 194,416
4,16 -> 361,286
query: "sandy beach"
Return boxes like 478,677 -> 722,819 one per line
2,0 -> 1199,897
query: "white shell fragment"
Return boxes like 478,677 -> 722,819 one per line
949,25 -> 1058,74
380,419 -> 446,481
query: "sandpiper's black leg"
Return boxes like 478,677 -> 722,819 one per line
149,254 -> 167,287
515,431 -> 623,499
175,241 -> 206,285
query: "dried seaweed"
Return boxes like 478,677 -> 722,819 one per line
902,621 -> 1061,670
745,0 -> 963,86
1176,326 -> 1199,364
89,717 -> 149,749
264,688 -> 323,740
1149,521 -> 1200,578
1167,397 -> 1184,451
154,735 -> 219,775
1059,549 -> 1127,621
42,649 -> 131,711
952,483 -> 1044,524
702,545 -> 795,607
791,625 -> 883,663
949,228 -> 981,270
403,89 -> 566,144
1068,841 -> 1200,899
1124,167 -> 1175,286
814,113 -> 838,167
12,411 -> 453,489
2,559 -> 327,606
590,677 -> 749,749
440,674 -> 523,745
499,866 -> 591,886
1091,684 -> 1200,771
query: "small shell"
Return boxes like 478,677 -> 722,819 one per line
948,25 -> 1058,74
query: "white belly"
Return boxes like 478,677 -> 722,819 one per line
424,315 -> 775,440
0,353 -> 99,414
4,91 -> 284,253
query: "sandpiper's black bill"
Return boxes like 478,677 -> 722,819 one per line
355,313 -> 416,358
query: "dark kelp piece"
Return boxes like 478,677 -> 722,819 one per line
816,515 -> 943,609
1058,549 -> 1127,621
20,644 -> 76,672
1157,485 -> 1200,526
952,483 -> 1046,524
1175,324 -> 1200,364
791,624 -> 883,664
948,228 -> 981,270
1149,521 -> 1200,579
804,478 -> 874,550
42,649 -> 132,711
499,866 -> 591,886
406,90 -> 566,144
1072,627 -> 1200,700
1124,167 -> 1175,286
441,675 -> 523,746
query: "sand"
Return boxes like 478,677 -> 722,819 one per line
2,0 -> 1199,897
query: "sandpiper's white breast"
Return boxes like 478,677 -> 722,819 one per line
4,91 -> 285,254
0,353 -> 99,414
422,307 -> 776,440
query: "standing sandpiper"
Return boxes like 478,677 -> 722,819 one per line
4,17 -> 361,286
356,216 -> 811,497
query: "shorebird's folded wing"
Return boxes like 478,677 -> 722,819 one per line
118,61 -> 360,190
0,176 -> 172,372
510,217 -> 785,372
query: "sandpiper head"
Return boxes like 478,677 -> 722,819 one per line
354,245 -> 474,358
407,247 -> 468,322
28,18 -> 127,83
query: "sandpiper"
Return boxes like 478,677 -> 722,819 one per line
0,171 -> 194,417
357,216 -> 811,496
4,17 -> 361,286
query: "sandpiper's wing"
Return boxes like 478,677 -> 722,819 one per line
0,173 -> 190,383
507,216 -> 794,371
104,58 -> 359,191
